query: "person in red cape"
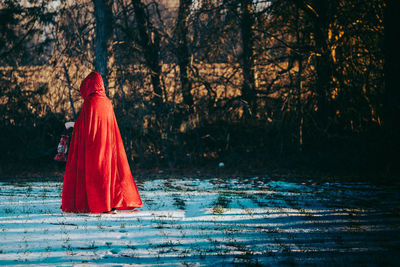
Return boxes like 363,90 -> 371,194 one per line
61,71 -> 142,213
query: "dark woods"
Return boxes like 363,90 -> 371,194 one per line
0,0 -> 397,178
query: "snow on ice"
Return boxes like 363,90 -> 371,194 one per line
0,177 -> 399,266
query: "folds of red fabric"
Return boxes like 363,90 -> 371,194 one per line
61,72 -> 142,213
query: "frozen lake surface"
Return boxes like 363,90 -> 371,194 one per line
0,177 -> 399,266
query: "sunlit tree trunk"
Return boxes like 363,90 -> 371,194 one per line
93,0 -> 113,92
292,0 -> 334,130
294,6 -> 304,152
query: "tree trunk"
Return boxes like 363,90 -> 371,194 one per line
292,0 -> 333,130
132,0 -> 163,107
63,64 -> 77,120
295,6 -> 304,152
93,0 -> 113,92
312,0 -> 332,131
176,0 -> 194,109
383,0 -> 400,173
239,0 -> 256,114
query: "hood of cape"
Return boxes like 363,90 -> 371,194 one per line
80,71 -> 105,99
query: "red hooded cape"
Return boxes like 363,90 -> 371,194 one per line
61,71 -> 142,213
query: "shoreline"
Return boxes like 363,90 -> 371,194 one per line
1,165 -> 398,185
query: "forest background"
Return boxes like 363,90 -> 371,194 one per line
0,0 -> 399,180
